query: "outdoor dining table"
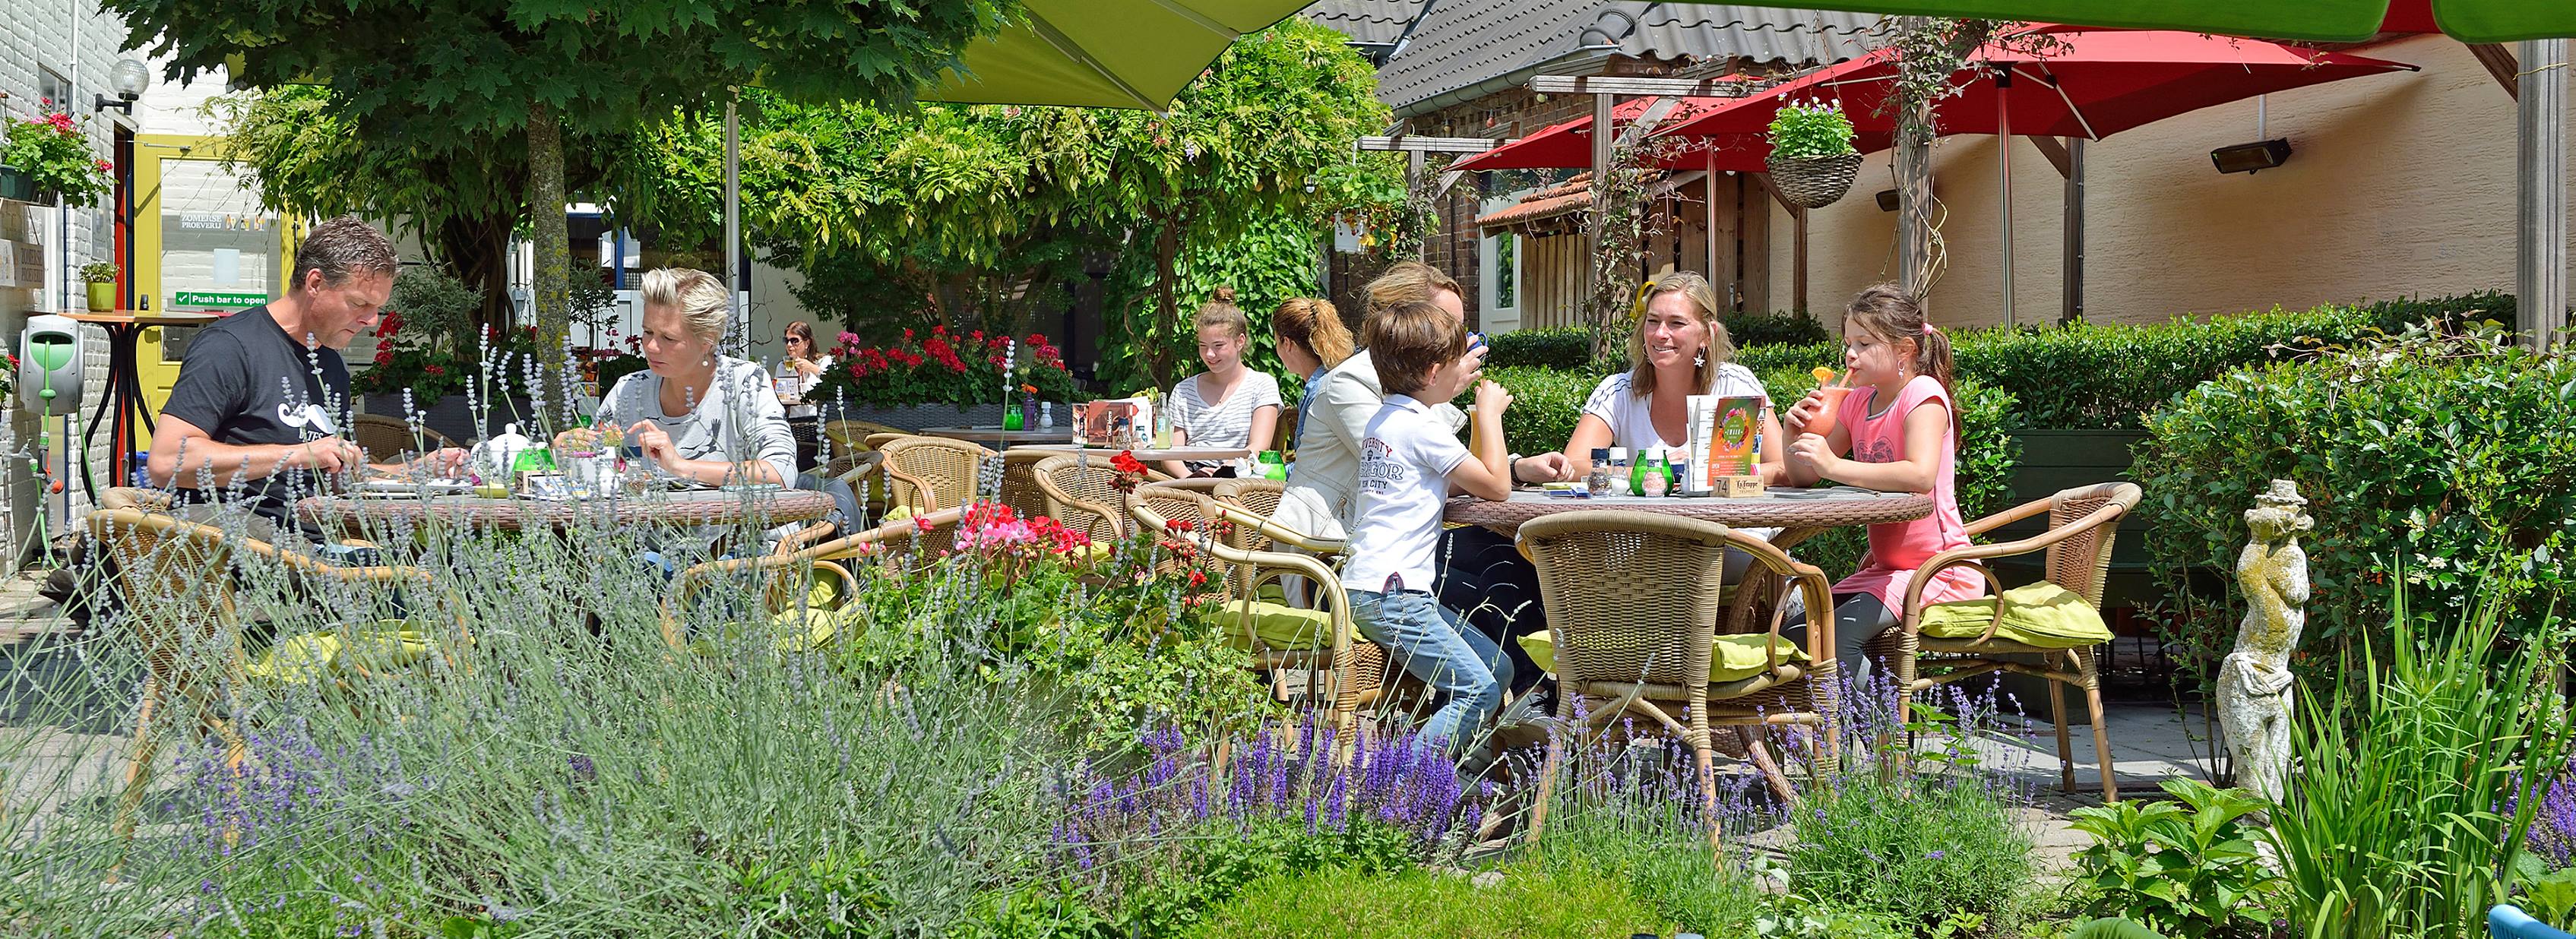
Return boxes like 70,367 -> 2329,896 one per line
1445,485 -> 1932,548
917,425 -> 1076,448
297,487 -> 837,533
1445,485 -> 1933,634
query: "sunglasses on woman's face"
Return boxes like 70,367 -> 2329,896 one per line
783,336 -> 804,343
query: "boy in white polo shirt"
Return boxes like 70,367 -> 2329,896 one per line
1343,300 -> 1517,753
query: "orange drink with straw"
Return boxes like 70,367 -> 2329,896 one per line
1802,366 -> 1855,438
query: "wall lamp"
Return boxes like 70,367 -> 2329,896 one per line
93,58 -> 150,114
2211,139 -> 2293,175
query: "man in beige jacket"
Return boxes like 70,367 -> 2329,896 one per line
1274,262 -> 1571,697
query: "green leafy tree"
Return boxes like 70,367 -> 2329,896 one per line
108,0 -> 1010,337
629,18 -> 1400,387
207,86 -> 633,331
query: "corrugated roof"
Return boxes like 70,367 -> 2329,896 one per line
1352,2 -> 1888,112
1299,0 -> 1418,47
1472,169 -> 1705,231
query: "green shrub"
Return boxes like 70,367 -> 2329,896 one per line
1787,765 -> 2034,931
1184,858 -> 1665,939
1639,292 -> 2516,431
2264,596 -> 2573,939
2135,328 -> 2575,661
1485,327 -> 1594,370
2067,778 -> 2282,938
1489,315 -> 1830,372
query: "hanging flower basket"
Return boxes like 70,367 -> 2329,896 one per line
1766,99 -> 1861,209
1766,152 -> 1863,208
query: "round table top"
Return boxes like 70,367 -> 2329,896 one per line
62,311 -> 220,327
918,425 -> 1077,444
1017,444 -> 1252,463
1444,486 -> 1933,532
298,487 -> 835,532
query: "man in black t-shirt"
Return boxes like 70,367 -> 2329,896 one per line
147,216 -> 462,541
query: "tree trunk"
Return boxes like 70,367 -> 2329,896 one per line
527,100 -> 571,340
1153,213 -> 1184,389
432,213 -> 516,351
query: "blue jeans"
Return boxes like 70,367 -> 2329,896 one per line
1349,587 -> 1514,751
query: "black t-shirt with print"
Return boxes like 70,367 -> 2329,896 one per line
158,305 -> 349,538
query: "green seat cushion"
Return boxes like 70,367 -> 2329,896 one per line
1517,629 -> 1806,684
246,620 -> 438,684
1916,582 -> 2112,649
1223,601 -> 1334,651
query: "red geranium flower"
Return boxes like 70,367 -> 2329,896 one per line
1110,451 -> 1148,476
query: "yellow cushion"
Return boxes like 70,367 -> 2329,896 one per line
1517,629 -> 1806,683
1223,601 -> 1334,651
1916,582 -> 2111,649
246,621 -> 437,684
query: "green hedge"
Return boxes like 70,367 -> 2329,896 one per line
2135,328 -> 2574,665
1483,311 -> 1831,371
1730,292 -> 2514,430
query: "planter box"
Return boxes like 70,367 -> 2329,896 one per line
816,400 -> 1017,431
361,393 -> 540,444
0,167 -> 36,204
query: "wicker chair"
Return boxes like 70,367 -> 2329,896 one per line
85,506 -> 449,844
1871,481 -> 2142,801
1126,487 -> 1366,742
350,413 -> 457,462
1516,510 -> 1837,846
1032,453 -> 1172,544
997,450 -> 1059,522
875,436 -> 993,513
822,419 -> 910,454
658,508 -> 967,650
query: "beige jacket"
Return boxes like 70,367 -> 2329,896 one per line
1274,349 -> 1467,542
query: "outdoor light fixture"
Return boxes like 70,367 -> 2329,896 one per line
1875,188 -> 1900,212
93,58 -> 149,113
2211,139 -> 2293,175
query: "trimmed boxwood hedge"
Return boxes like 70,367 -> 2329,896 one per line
1733,292 -> 2511,429
1483,311 -> 1831,371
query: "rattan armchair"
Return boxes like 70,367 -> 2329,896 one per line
350,413 -> 457,462
85,506 -> 451,843
822,419 -> 910,454
1516,510 -> 1837,846
997,450 -> 1059,522
875,435 -> 993,513
657,508 -> 968,651
1125,487 -> 1367,743
1032,453 -> 1172,544
1871,481 -> 2141,801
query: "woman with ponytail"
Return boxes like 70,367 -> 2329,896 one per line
1780,283 -> 1976,685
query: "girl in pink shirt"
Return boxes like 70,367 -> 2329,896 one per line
1780,285 -> 1976,686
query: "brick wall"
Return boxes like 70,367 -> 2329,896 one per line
2,0 -> 136,559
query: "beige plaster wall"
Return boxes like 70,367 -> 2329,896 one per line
1771,34 -> 2563,331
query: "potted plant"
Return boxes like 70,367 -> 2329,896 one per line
809,326 -> 1082,428
2,104 -> 113,207
78,261 -> 118,312
1765,99 -> 1862,209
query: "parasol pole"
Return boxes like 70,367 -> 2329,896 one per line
1996,65 -> 2014,328
1706,145 -> 1720,286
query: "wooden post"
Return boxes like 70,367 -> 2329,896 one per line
2521,39 -> 2567,348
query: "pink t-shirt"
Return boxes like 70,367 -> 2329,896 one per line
1830,375 -> 1979,609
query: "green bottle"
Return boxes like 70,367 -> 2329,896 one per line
1003,399 -> 1025,431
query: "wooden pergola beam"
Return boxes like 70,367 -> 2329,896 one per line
2467,43 -> 2520,100
1355,135 -> 1504,154
2024,134 -> 2072,179
1528,74 -> 1771,97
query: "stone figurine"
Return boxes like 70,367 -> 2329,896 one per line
2216,479 -> 2313,804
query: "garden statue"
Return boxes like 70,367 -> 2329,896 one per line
2216,479 -> 2313,804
